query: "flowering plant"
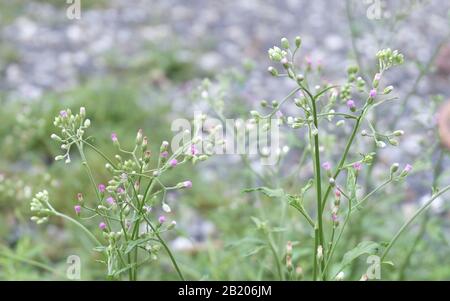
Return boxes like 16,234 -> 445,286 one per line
245,36 -> 450,280
30,108 -> 211,280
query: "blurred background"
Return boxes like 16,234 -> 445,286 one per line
0,0 -> 450,280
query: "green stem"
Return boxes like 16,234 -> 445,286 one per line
307,86 -> 326,279
0,252 -> 64,278
55,212 -> 101,246
142,215 -> 185,280
266,232 -> 284,280
381,185 -> 450,262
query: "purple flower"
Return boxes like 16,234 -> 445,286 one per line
117,187 -> 125,194
369,89 -> 377,98
111,132 -> 118,142
403,164 -> 413,173
183,180 -> 192,188
374,73 -> 381,81
98,184 -> 106,193
59,110 -> 68,118
353,162 -> 362,171
332,213 -> 338,222
276,111 -> 284,119
322,162 -> 331,171
74,205 -> 81,214
158,215 -> 166,224
99,222 -> 107,230
347,100 -> 356,111
335,190 -> 341,199
160,151 -> 169,158
169,159 -> 178,167
190,145 -> 198,156
106,197 -> 115,205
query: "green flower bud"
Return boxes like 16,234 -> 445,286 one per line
268,66 -> 278,76
390,163 -> 399,174
383,85 -> 394,94
281,37 -> 290,49
295,36 -> 302,48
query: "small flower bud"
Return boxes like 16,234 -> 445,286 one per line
98,184 -> 106,194
329,178 -> 336,187
295,36 -> 302,48
390,163 -> 399,174
268,66 -> 278,76
347,100 -> 356,112
74,205 -> 81,215
77,193 -> 83,203
106,197 -> 115,205
79,107 -> 86,117
317,245 -> 323,261
169,159 -> 178,167
353,162 -> 362,171
142,136 -> 148,151
281,37 -> 290,49
400,164 -> 412,177
167,221 -> 177,230
383,85 -> 394,94
162,203 -> 171,213
84,119 -> 91,128
51,134 -> 62,141
136,129 -> 143,145
372,73 -> 381,88
158,215 -> 166,224
322,162 -> 331,171
296,74 -> 305,83
286,241 -> 293,256
99,222 -> 107,231
393,130 -> 404,136
376,141 -> 386,148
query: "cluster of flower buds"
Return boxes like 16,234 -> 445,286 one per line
30,190 -> 54,224
51,107 -> 90,164
361,127 -> 405,148
376,48 -> 404,71
331,189 -> 341,228
267,36 -> 304,80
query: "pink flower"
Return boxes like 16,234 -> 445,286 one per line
98,184 -> 106,193
160,151 -> 169,158
374,73 -> 381,81
106,197 -> 115,205
183,180 -> 192,188
335,190 -> 341,199
117,187 -> 125,194
369,89 -> 377,98
99,222 -> 107,230
111,132 -> 118,142
59,110 -> 68,118
170,159 -> 178,167
347,100 -> 356,111
74,205 -> 81,214
332,213 -> 338,222
191,145 -> 198,156
404,164 -> 413,172
158,215 -> 166,224
353,162 -> 362,171
322,162 -> 331,171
